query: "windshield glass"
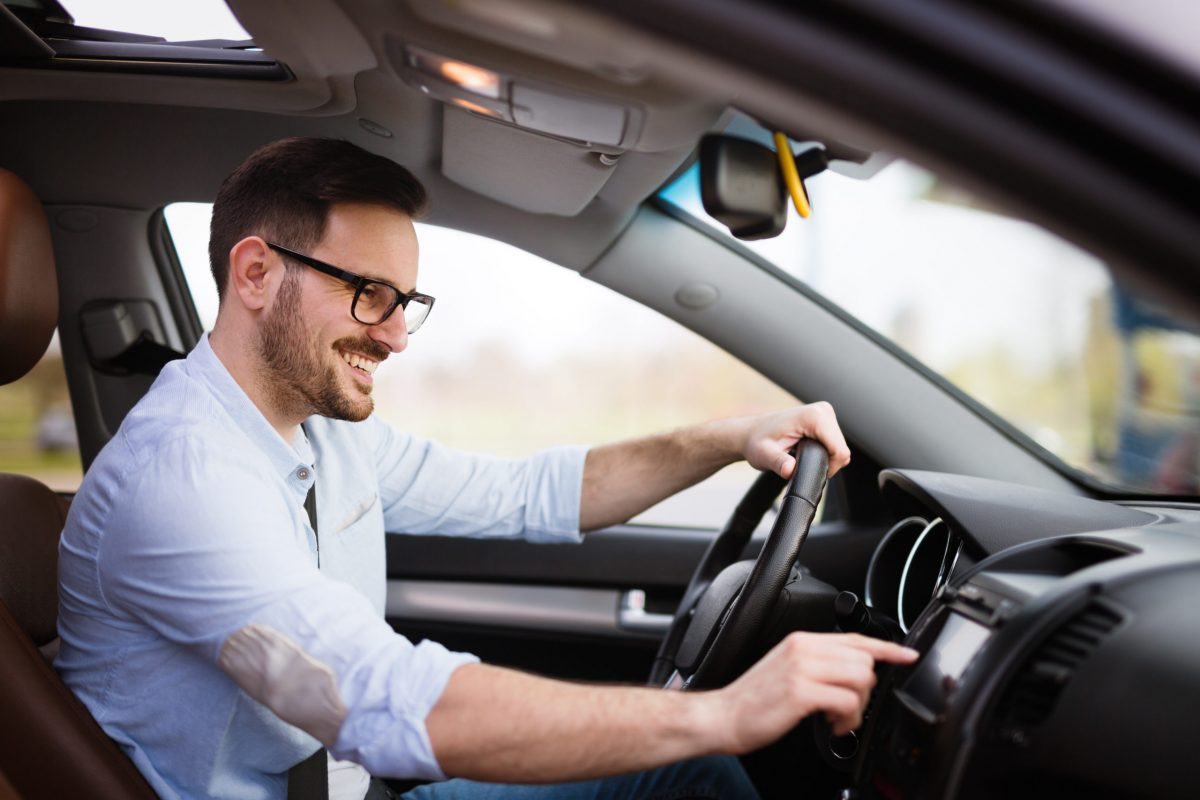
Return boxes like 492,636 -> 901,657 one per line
659,136 -> 1200,497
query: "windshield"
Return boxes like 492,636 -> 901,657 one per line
659,140 -> 1200,497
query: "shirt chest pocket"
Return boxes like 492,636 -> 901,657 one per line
330,491 -> 382,542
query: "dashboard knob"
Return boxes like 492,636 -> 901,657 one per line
834,590 -> 897,640
835,590 -> 870,631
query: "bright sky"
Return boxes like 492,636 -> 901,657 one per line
62,0 -> 249,41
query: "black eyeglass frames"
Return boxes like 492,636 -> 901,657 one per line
266,242 -> 435,333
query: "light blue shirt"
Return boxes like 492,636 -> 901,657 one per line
55,334 -> 586,799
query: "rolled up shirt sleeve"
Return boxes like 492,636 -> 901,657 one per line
96,436 -> 477,780
366,415 -> 588,543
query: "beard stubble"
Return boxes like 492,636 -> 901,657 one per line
256,269 -> 380,423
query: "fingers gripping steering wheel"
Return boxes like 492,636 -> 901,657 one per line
649,439 -> 829,690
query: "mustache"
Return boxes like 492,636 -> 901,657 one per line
332,336 -> 391,363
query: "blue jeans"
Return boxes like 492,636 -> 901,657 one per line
399,756 -> 760,800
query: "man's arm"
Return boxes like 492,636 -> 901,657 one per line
580,402 -> 851,531
426,631 -> 916,783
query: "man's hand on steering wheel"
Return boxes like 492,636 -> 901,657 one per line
739,401 -> 852,481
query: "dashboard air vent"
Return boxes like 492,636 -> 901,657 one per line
991,601 -> 1123,746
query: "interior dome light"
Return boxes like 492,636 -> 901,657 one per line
408,46 -> 502,99
440,61 -> 501,97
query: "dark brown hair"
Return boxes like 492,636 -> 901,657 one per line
208,137 -> 427,296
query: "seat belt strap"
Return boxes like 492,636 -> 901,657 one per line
288,475 -> 328,800
288,746 -> 328,800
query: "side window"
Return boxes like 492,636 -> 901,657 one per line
0,333 -> 83,491
166,204 -> 794,528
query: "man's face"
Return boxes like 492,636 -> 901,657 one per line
255,203 -> 419,423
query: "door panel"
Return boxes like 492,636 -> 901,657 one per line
384,520 -> 887,681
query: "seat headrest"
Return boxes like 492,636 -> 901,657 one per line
0,169 -> 58,385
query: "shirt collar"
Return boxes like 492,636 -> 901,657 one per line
185,334 -> 316,493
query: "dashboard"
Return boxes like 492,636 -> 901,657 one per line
849,470 -> 1200,799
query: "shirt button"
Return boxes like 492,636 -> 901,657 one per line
296,468 -> 310,481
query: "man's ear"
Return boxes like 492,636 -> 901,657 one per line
226,237 -> 278,313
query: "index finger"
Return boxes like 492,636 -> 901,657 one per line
838,634 -> 920,664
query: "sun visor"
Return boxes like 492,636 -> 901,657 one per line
441,107 -> 618,215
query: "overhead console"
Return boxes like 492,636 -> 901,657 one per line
397,41 -> 640,148
387,0 -> 727,215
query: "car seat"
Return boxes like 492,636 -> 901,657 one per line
0,168 -> 157,798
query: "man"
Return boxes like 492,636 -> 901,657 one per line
56,138 -> 915,800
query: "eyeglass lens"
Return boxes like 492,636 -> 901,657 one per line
354,283 -> 432,333
399,297 -> 432,334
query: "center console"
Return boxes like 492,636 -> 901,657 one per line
852,538 -> 1131,800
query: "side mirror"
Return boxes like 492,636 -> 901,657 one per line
699,134 -> 786,241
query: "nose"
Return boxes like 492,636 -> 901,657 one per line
367,307 -> 409,354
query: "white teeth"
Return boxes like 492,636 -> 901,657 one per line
339,350 -> 378,375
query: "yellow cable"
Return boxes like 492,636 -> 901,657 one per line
773,131 -> 811,218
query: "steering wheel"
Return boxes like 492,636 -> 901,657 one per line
649,439 -> 829,690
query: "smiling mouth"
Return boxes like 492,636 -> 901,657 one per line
339,349 -> 379,375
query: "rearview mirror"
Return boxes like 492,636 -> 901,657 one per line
699,134 -> 786,240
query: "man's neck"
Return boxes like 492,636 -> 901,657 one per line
209,327 -> 303,444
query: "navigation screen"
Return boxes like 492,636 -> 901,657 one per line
899,613 -> 991,717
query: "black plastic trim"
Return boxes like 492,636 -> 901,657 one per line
879,469 -> 1156,558
0,3 -> 52,59
387,519 -> 885,598
46,39 -> 274,64
0,38 -> 290,80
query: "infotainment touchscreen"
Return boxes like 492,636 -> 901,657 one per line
898,612 -> 991,718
